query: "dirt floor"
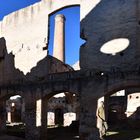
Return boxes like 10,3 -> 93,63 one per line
106,129 -> 140,140
0,135 -> 24,140
47,126 -> 79,140
4,125 -> 140,140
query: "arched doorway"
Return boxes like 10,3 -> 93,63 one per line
106,90 -> 126,126
41,91 -> 80,140
104,86 -> 140,139
6,95 -> 25,124
0,93 -> 25,139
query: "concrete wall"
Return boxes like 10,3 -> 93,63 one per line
0,0 -> 101,74
0,0 -> 81,74
80,0 -> 140,72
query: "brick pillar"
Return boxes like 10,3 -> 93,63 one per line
24,90 -> 40,140
0,100 -> 6,135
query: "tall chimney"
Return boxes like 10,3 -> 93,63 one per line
53,14 -> 65,62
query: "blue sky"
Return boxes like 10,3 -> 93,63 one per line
0,0 -> 84,65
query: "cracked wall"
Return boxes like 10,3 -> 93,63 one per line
0,0 -> 101,74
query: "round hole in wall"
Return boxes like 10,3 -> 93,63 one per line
100,38 -> 130,55
136,96 -> 139,99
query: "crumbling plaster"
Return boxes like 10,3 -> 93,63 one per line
0,0 -> 101,74
2,0 -> 140,140
80,0 -> 140,72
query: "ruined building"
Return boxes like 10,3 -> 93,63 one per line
1,0 -> 140,140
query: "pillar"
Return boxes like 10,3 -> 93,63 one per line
104,95 -> 109,123
24,90 -> 40,140
79,80 -> 104,140
53,14 -> 65,62
80,97 -> 99,140
0,100 -> 6,134
40,97 -> 48,140
21,98 -> 25,123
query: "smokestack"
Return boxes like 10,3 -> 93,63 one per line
53,14 -> 65,62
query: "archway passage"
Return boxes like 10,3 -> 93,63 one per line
41,91 -> 80,140
104,88 -> 140,140
7,95 -> 24,123
0,95 -> 25,139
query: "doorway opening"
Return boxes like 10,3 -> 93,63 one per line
5,95 -> 25,138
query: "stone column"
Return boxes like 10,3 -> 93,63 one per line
40,97 -> 48,140
21,98 -> 25,123
104,95 -> 109,122
0,100 -> 6,134
79,79 -> 105,140
24,90 -> 40,140
80,97 -> 99,140
53,14 -> 65,62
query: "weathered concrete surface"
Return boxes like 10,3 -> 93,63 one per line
26,55 -> 73,82
0,0 -> 80,74
0,0 -> 98,74
1,0 -> 140,140
0,38 -> 25,85
80,0 -> 140,72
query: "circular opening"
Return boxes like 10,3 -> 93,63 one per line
100,38 -> 130,55
136,96 -> 139,99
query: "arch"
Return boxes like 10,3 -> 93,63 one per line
48,4 -> 80,38
0,93 -> 25,138
49,5 -> 80,16
0,89 -> 25,101
41,79 -> 80,99
47,5 -> 81,65
6,95 -> 24,123
43,90 -> 79,101
104,80 -> 140,97
104,79 -> 140,125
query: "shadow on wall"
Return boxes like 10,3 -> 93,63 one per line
106,129 -> 140,140
80,0 -> 140,71
0,37 -> 25,85
0,37 -> 74,86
